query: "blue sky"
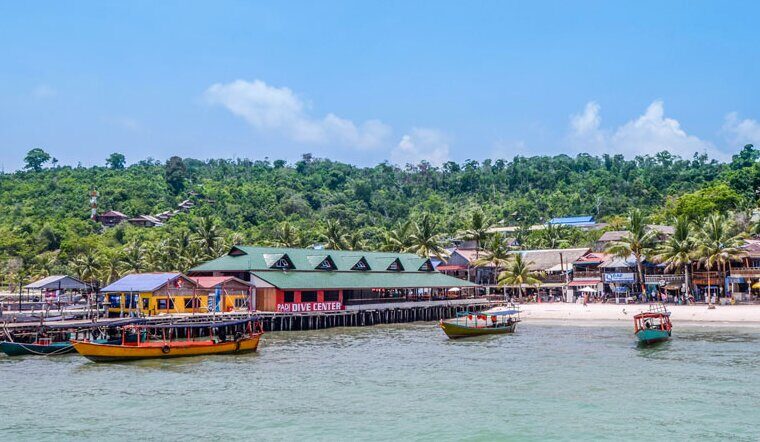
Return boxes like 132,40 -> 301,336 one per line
2,1 -> 760,170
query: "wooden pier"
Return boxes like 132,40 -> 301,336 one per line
1,298 -> 499,337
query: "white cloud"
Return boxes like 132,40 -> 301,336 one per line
568,100 -> 729,160
722,112 -> 760,147
32,84 -> 56,99
205,79 -> 391,149
391,128 -> 450,166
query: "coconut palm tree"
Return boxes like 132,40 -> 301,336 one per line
473,235 -> 514,291
32,251 -> 60,279
605,209 -> 656,295
322,219 -> 346,250
71,251 -> 101,287
380,220 -> 413,252
496,253 -> 541,302
272,221 -> 303,248
541,223 -> 569,249
344,231 -> 366,251
120,242 -> 146,274
98,249 -> 124,285
406,213 -> 448,261
192,216 -> 224,258
696,213 -> 744,306
459,209 -> 494,258
655,216 -> 697,299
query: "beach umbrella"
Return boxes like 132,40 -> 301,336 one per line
752,282 -> 760,289
578,286 -> 597,293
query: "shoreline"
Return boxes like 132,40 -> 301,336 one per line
518,303 -> 760,326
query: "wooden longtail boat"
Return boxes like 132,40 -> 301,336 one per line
439,307 -> 520,339
72,319 -> 263,362
634,304 -> 672,344
0,339 -> 75,356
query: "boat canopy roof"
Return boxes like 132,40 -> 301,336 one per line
129,318 -> 255,329
457,310 -> 519,317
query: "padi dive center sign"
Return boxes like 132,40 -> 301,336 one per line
604,273 -> 635,283
276,302 -> 344,313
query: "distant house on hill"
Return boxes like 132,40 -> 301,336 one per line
127,215 -> 164,228
97,210 -> 129,227
594,225 -> 675,252
547,216 -> 597,229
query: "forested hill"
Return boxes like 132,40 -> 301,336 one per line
1,146 -> 759,279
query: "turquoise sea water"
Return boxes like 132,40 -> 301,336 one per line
1,322 -> 759,441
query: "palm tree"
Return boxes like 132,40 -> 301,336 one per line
655,216 -> 697,299
192,216 -> 224,258
71,251 -> 101,287
459,209 -> 494,258
272,221 -> 303,248
344,231 -> 366,251
497,253 -> 541,302
541,223 -> 569,249
380,220 -> 413,252
120,242 -> 146,274
32,251 -> 60,279
322,219 -> 346,250
473,235 -> 514,290
696,213 -> 744,306
605,209 -> 656,295
99,249 -> 124,285
406,213 -> 448,261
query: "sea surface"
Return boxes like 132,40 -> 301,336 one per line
1,321 -> 759,441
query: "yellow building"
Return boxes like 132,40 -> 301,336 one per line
101,272 -> 201,317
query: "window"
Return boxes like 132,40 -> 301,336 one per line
283,291 -> 295,303
316,257 -> 336,270
301,291 -> 318,302
184,298 -> 201,309
387,259 -> 404,271
352,257 -> 370,271
108,295 -> 121,307
324,290 -> 340,302
419,260 -> 433,271
142,298 -> 149,309
234,298 -> 247,308
157,299 -> 167,310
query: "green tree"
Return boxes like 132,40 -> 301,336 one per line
459,209 -> 494,258
497,253 -> 541,302
192,216 -> 224,258
272,221 -> 304,248
696,213 -> 744,306
24,148 -> 52,172
106,153 -> 126,170
606,209 -> 656,294
655,216 -> 697,298
322,220 -> 346,250
406,213 -> 448,260
165,156 -> 187,194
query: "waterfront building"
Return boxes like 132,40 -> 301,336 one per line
190,276 -> 252,312
100,273 -> 199,316
189,246 -> 477,312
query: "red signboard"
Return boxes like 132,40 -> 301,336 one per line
276,302 -> 344,313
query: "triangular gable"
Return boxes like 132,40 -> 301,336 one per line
387,258 -> 404,272
228,246 -> 248,257
264,253 -> 294,270
418,259 -> 434,272
351,257 -> 371,271
316,256 -> 336,271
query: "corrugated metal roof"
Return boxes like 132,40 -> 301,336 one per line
190,246 -> 431,273
24,275 -> 90,290
100,273 -> 187,292
251,270 -> 477,290
549,216 -> 594,225
190,276 -> 251,289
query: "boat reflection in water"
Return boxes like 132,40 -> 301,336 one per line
439,306 -> 520,339
72,318 -> 263,362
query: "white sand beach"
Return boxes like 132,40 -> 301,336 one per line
519,302 -> 760,326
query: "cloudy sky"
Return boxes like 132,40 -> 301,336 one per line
2,1 -> 760,170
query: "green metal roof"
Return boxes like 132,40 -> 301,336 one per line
191,246 -> 433,273
251,270 -> 476,290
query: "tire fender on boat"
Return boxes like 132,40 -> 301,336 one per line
161,345 -> 170,354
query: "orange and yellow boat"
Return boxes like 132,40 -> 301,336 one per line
72,319 -> 263,362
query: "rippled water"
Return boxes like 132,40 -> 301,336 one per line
1,322 -> 759,441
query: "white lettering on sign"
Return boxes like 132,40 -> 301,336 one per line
276,302 -> 344,313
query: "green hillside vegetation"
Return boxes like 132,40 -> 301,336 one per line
1,145 -> 759,289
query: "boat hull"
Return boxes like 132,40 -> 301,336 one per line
71,334 -> 262,362
439,321 -> 517,339
636,329 -> 671,344
0,341 -> 75,356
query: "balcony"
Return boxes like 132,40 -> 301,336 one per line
573,270 -> 601,279
541,273 -> 569,284
644,274 -> 685,285
729,267 -> 760,278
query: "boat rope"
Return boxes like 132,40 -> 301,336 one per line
10,342 -> 75,356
